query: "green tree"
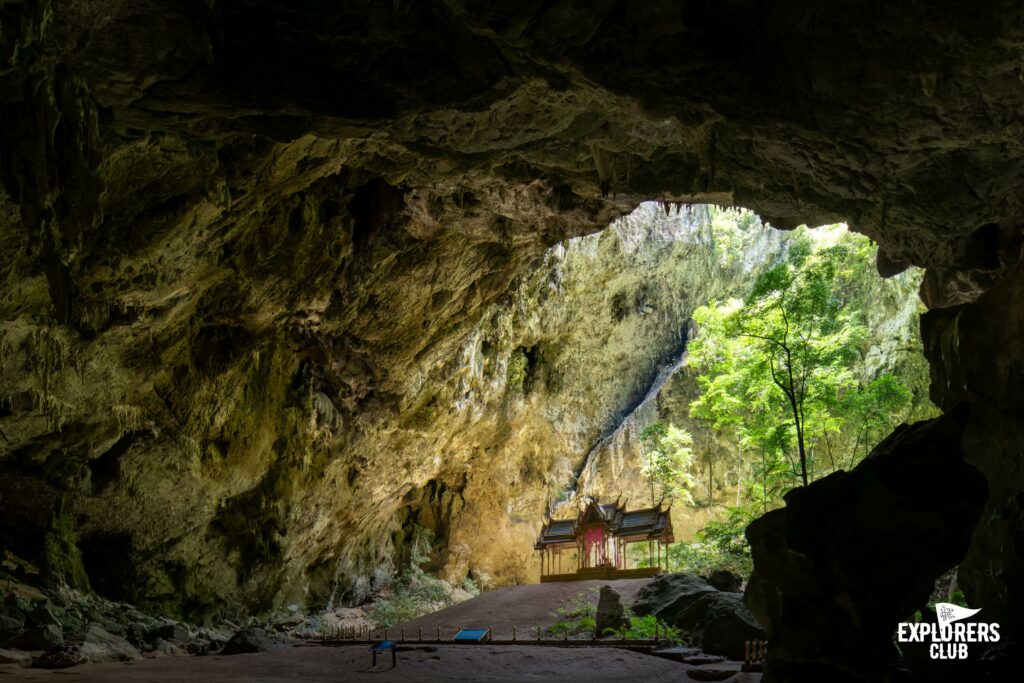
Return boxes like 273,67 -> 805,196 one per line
639,422 -> 694,505
735,239 -> 869,485
688,229 -> 918,497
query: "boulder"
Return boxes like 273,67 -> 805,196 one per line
633,573 -> 764,659
28,602 -> 63,629
0,614 -> 23,641
4,624 -> 63,651
3,593 -> 31,614
60,608 -> 86,634
706,570 -> 742,593
632,573 -> 718,619
125,622 -> 148,645
0,602 -> 26,640
49,590 -> 71,609
220,627 -> 277,655
147,622 -> 190,643
78,624 -> 141,663
269,613 -> 304,631
146,637 -> 187,656
594,585 -> 628,635
197,625 -> 233,644
0,647 -> 32,667
673,592 -> 764,660
32,646 -> 88,669
745,408 -> 987,681
97,619 -> 127,636
0,601 -> 26,620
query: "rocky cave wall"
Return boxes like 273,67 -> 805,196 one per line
0,184 -> 784,618
0,0 -> 1023,654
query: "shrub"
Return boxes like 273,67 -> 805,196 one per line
545,590 -> 679,642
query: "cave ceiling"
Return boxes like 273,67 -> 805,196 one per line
4,1 -> 1024,285
2,0 -> 1024,622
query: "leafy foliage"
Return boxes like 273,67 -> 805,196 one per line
368,526 -> 472,628
633,506 -> 755,578
547,590 -> 597,637
612,613 -> 682,642
688,227 -> 930,505
546,589 -> 681,641
639,421 -> 695,505
673,224 -> 938,573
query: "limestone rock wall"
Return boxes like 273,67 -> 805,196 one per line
1,3 -> 1024,660
0,192 -> 778,618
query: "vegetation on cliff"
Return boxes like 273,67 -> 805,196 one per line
637,222 -> 938,575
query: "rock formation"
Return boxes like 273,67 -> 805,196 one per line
745,408 -> 987,680
633,572 -> 764,659
2,2 -> 1024,679
594,585 -> 628,636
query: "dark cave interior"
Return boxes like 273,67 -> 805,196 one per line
2,1 -> 1024,680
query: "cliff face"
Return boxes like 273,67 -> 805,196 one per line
0,197 -> 781,617
1,2 -> 1024,665
0,139 -> 617,617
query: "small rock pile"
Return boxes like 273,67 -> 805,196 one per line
0,582 -> 305,670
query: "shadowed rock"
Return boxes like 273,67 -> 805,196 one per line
3,623 -> 62,651
77,624 -> 142,663
706,570 -> 742,593
595,585 -> 628,636
220,627 -> 279,655
745,407 -> 987,682
633,573 -> 764,659
0,647 -> 32,667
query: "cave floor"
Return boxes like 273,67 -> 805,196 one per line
396,578 -> 654,637
1,645 -> 760,681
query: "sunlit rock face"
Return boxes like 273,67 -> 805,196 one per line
1,1 -> 1023,669
0,193 -> 781,618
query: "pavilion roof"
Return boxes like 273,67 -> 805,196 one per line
535,498 -> 674,547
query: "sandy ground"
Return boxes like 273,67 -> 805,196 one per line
1,644 -> 762,682
0,579 -> 763,681
393,578 -> 654,640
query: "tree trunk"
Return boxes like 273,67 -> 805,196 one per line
707,453 -> 713,506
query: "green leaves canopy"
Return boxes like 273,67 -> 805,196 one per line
688,229 -> 918,496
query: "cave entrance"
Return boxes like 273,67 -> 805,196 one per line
534,201 -> 935,570
524,200 -> 987,679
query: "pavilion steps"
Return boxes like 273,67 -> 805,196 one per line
539,567 -> 663,583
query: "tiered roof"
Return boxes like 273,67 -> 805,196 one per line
535,498 -> 674,548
